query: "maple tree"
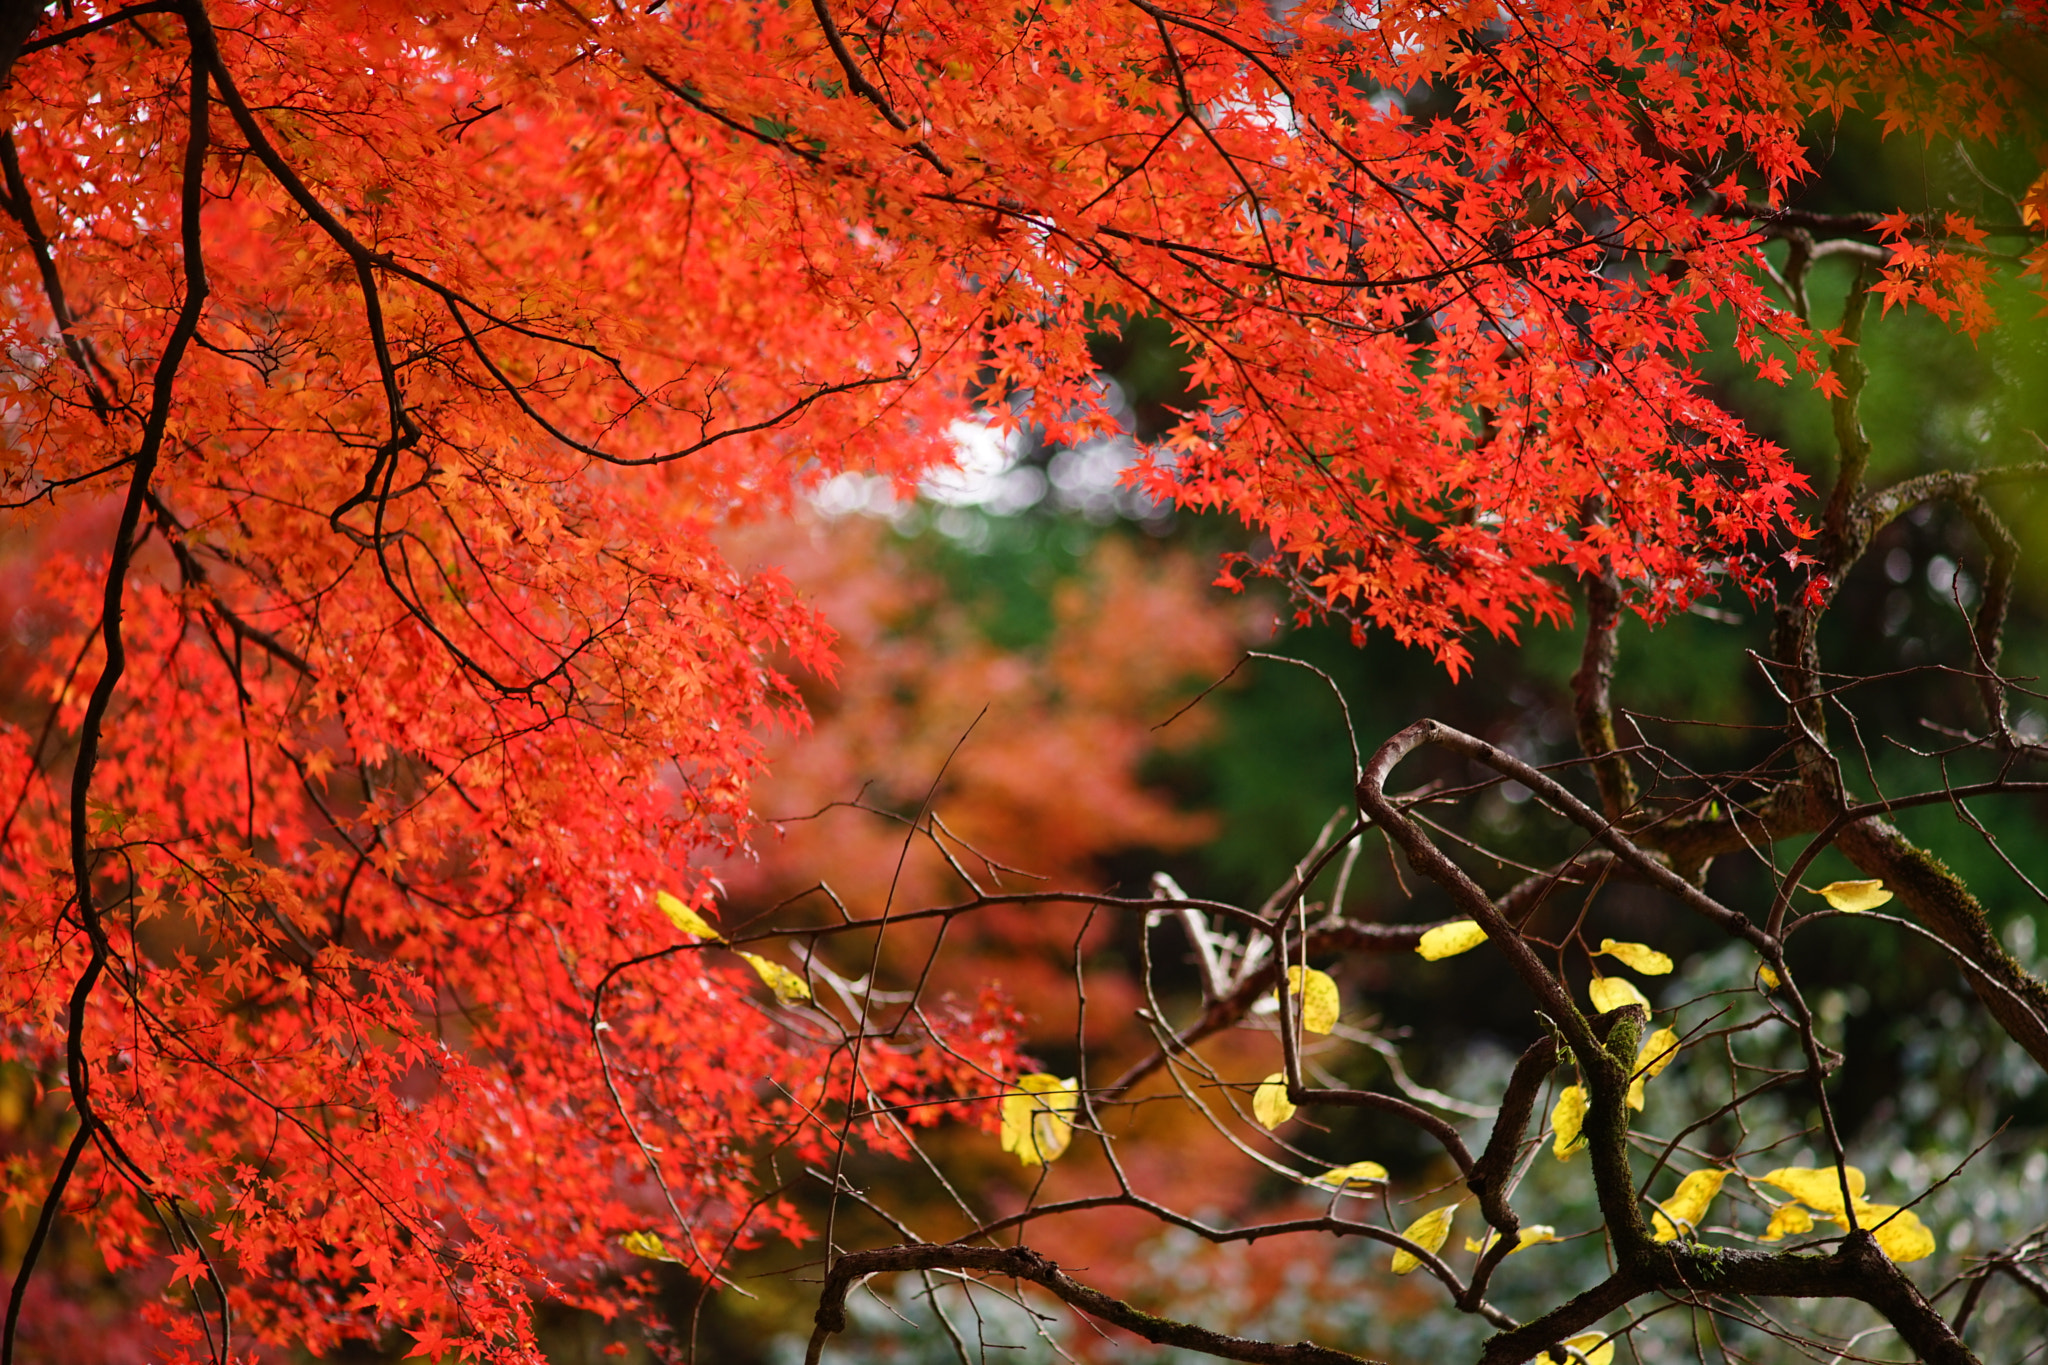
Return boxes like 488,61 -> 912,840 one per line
1,0 -> 2047,1361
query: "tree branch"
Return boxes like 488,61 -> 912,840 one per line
1571,567 -> 1639,821
808,1244 -> 1385,1365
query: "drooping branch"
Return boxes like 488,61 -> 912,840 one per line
2,35 -> 211,1365
806,1244 -> 1385,1365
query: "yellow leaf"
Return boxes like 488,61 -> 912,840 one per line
1651,1169 -> 1726,1242
1628,1026 -> 1679,1118
1465,1225 -> 1559,1255
1813,879 -> 1893,913
1416,920 -> 1488,961
1558,1333 -> 1614,1365
737,951 -> 812,1006
1760,1165 -> 1865,1219
2024,168 -> 2047,228
1551,1084 -> 1588,1159
1390,1203 -> 1457,1274
1285,966 -> 1342,1034
1316,1161 -> 1389,1190
621,1230 -> 677,1261
1597,939 -> 1673,975
1639,1027 -> 1680,1077
1588,975 -> 1650,1014
1252,1073 -> 1295,1130
1758,963 -> 1780,990
1000,1074 -> 1078,1166
1760,1201 -> 1813,1241
655,889 -> 723,942
1857,1203 -> 1936,1262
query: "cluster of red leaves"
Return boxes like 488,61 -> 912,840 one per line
2,544 -> 1027,1361
0,0 -> 2042,1359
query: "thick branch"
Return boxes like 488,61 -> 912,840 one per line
1460,1035 -> 1557,1306
1466,1036 -> 1556,1229
1821,272 -> 1875,563
1953,490 -> 2019,732
1836,816 -> 2048,1071
1478,1234 -> 1977,1365
1570,569 -> 1638,820
2,37 -> 209,1365
807,1244 -> 1383,1365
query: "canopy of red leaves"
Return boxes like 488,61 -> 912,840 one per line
1,0 -> 2042,1359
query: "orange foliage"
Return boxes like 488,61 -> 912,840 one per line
0,0 -> 2042,1358
722,516 -> 1249,911
715,515 -> 1251,1050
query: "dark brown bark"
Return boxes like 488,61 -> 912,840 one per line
1570,569 -> 1639,821
1836,816 -> 2048,1069
1477,1235 -> 1976,1365
807,1244 -> 1385,1365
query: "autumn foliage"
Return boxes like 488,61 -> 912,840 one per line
1,0 -> 2046,1361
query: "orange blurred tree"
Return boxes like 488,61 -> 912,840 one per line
1,0 -> 2046,1362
